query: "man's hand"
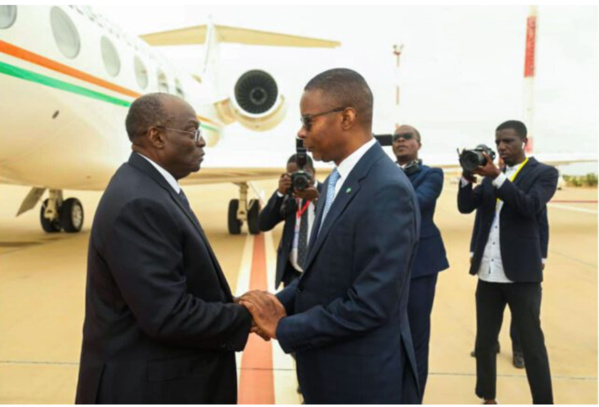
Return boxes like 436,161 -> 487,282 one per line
294,186 -> 319,202
278,173 -> 292,195
472,153 -> 501,179
462,170 -> 477,184
239,290 -> 286,339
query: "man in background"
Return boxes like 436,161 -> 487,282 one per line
458,120 -> 556,404
393,124 -> 449,400
259,154 -> 321,289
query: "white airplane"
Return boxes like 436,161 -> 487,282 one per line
1,6 -> 595,237
0,5 -> 340,235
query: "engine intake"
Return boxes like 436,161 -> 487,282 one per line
234,70 -> 278,114
214,69 -> 286,132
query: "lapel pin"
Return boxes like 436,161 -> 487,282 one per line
346,187 -> 351,194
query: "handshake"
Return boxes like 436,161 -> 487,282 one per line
235,290 -> 286,341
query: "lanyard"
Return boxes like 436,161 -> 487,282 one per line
296,200 -> 311,219
496,157 -> 529,208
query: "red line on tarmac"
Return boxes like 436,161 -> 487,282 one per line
239,233 -> 275,404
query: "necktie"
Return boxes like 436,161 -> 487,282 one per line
297,200 -> 309,269
319,168 -> 340,232
179,188 -> 191,210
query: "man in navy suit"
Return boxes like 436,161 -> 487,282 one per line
458,120 -> 556,404
258,154 -> 321,289
241,68 -> 421,404
393,124 -> 449,400
75,94 -> 252,404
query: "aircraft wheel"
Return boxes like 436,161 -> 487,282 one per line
228,199 -> 242,235
40,199 -> 61,233
247,199 -> 261,235
60,198 -> 84,233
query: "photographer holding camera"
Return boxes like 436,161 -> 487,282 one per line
392,124 -> 449,400
258,151 -> 321,289
457,120 -> 557,404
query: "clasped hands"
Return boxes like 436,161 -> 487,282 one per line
235,290 -> 286,341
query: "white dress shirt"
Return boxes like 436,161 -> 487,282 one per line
137,152 -> 181,194
333,138 -> 377,199
476,162 -> 524,283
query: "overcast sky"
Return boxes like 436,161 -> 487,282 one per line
96,4 -> 597,171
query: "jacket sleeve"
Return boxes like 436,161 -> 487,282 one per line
495,166 -> 558,218
103,198 -> 252,351
458,180 -> 484,214
258,191 -> 286,231
276,278 -> 298,316
276,182 -> 417,353
415,168 -> 444,212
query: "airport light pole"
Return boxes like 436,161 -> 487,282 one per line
393,43 -> 404,130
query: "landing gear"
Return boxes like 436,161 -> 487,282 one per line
60,198 -> 84,233
227,183 -> 261,235
40,199 -> 61,233
37,189 -> 84,233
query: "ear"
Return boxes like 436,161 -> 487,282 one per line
147,127 -> 166,149
521,138 -> 528,148
340,108 -> 357,130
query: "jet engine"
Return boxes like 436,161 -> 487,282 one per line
214,70 -> 286,131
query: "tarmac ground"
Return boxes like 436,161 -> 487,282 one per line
0,179 -> 596,404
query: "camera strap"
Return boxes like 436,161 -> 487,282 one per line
296,199 -> 311,220
495,157 -> 529,209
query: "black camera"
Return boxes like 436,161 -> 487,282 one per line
290,138 -> 312,192
459,144 -> 496,172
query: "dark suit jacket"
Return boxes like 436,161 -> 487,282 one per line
458,157 -> 558,282
407,165 -> 449,279
275,142 -> 421,404
75,153 -> 252,404
258,183 -> 322,289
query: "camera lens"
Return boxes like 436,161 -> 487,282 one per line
460,151 -> 482,172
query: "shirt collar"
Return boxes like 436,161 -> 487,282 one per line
336,138 -> 377,181
136,152 -> 181,194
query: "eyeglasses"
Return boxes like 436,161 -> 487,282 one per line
392,132 -> 415,142
300,107 -> 347,131
157,126 -> 203,143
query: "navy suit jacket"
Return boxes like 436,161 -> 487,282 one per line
258,183 -> 323,289
76,153 -> 252,404
458,157 -> 558,282
275,142 -> 421,404
406,164 -> 449,279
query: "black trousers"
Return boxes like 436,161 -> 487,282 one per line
407,273 -> 438,401
475,280 -> 553,404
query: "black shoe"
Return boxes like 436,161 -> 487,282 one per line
513,351 -> 525,369
470,342 -> 501,357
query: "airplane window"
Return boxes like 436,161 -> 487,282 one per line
50,7 -> 81,59
134,56 -> 148,89
0,5 -> 17,29
157,70 -> 169,93
101,37 -> 120,77
175,79 -> 185,98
